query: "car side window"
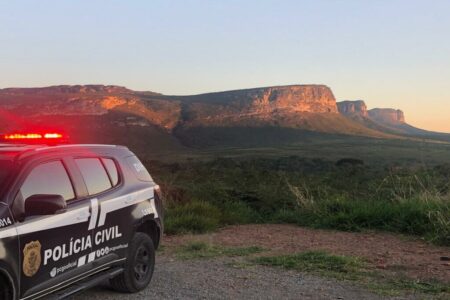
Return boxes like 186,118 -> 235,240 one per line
75,158 -> 112,195
102,158 -> 119,186
126,156 -> 153,182
20,160 -> 75,201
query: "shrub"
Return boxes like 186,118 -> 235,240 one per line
218,201 -> 262,225
165,200 -> 221,234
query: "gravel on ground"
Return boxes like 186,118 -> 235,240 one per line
76,255 -> 418,300
73,224 -> 450,299
165,224 -> 450,283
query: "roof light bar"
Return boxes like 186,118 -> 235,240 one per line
0,132 -> 68,146
43,133 -> 63,139
3,133 -> 64,140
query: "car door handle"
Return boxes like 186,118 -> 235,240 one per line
125,195 -> 135,204
76,212 -> 91,221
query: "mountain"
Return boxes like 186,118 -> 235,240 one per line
337,100 -> 368,119
337,100 -> 449,140
0,84 -> 391,136
368,108 -> 405,124
0,84 -> 448,155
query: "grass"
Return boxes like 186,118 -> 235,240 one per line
253,251 -> 366,281
176,241 -> 264,260
164,201 -> 221,234
368,278 -> 450,296
252,251 -> 450,297
164,199 -> 260,235
271,197 -> 450,245
156,157 -> 450,246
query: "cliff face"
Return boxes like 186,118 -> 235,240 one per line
0,85 -> 179,130
337,100 -> 368,117
2,84 -> 449,147
0,84 -> 340,130
223,85 -> 338,114
196,85 -> 337,112
337,101 -> 412,135
0,84 -> 419,140
368,108 -> 405,124
179,85 -> 338,127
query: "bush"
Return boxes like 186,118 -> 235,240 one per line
165,200 -> 221,234
270,196 -> 450,245
218,201 -> 262,225
165,200 -> 262,234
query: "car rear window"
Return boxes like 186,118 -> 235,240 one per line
20,160 -> 75,201
75,158 -> 112,195
102,158 -> 119,186
126,156 -> 153,182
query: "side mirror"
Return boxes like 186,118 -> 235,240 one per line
25,194 -> 67,217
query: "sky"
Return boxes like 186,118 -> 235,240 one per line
0,0 -> 449,132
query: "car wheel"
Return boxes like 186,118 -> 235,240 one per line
110,232 -> 155,293
0,274 -> 14,300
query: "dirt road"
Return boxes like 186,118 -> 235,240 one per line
77,255 -> 406,300
75,224 -> 449,300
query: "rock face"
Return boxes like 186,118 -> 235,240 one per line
336,101 -> 449,138
368,108 -> 405,124
0,85 -> 180,130
178,85 -> 338,127
0,84 -> 339,130
193,85 -> 338,113
1,84 -> 428,140
337,100 -> 368,117
2,84 -> 449,147
337,101 -> 406,125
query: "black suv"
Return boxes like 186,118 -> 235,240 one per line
0,141 -> 163,299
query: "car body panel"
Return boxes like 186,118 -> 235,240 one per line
0,144 -> 163,299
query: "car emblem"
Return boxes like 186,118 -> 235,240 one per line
23,240 -> 42,277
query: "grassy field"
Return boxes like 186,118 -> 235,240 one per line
147,155 -> 450,246
168,127 -> 450,165
97,124 -> 450,246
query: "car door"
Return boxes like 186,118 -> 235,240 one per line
72,157 -> 131,267
15,159 -> 95,299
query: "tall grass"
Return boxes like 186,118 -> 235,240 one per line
164,199 -> 259,234
151,157 -> 450,245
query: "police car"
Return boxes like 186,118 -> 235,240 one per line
0,132 -> 163,299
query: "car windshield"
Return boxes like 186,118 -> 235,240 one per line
0,160 -> 13,186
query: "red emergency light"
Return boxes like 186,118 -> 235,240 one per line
1,132 -> 68,144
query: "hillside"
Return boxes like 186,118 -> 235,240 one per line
0,84 -> 391,137
0,84 -> 449,158
337,100 -> 450,141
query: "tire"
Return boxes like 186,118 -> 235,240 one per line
110,232 -> 155,293
0,274 -> 14,300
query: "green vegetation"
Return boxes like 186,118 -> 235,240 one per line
148,156 -> 450,246
176,242 -> 264,260
254,251 -> 364,280
252,251 -> 450,296
165,201 -> 221,234
369,278 -> 450,296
